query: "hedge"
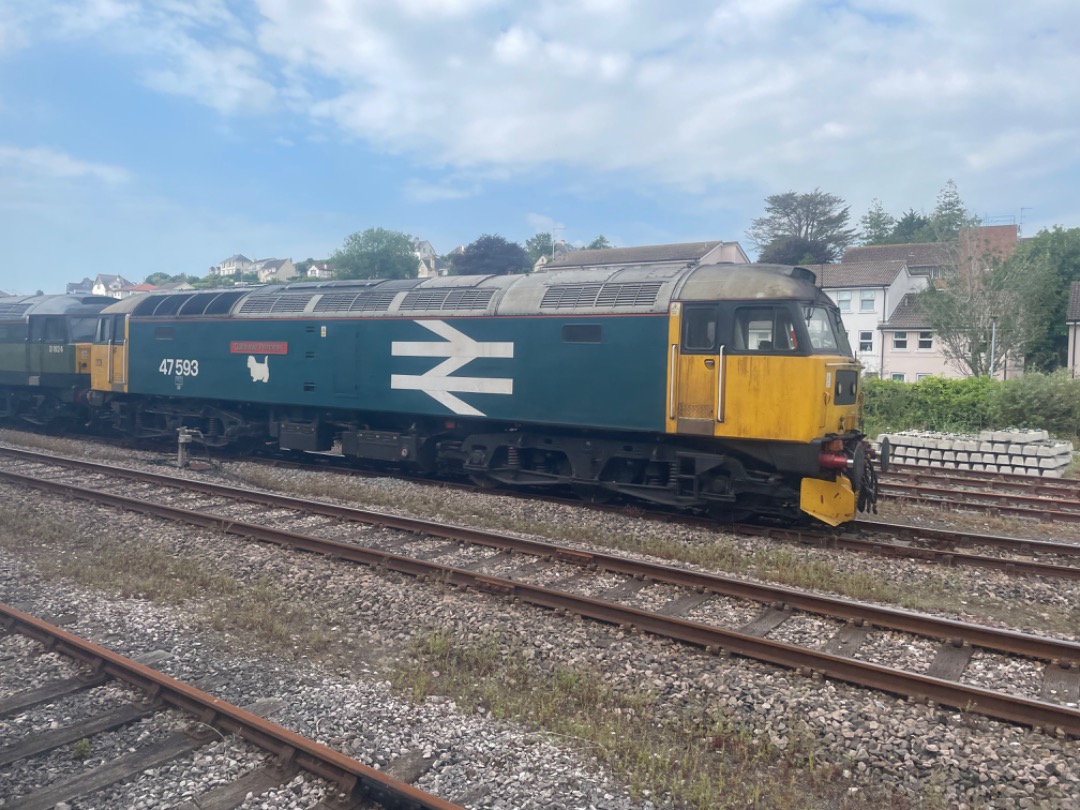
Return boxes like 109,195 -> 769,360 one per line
860,370 -> 1080,440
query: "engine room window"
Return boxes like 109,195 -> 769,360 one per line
562,324 -> 602,343
682,307 -> 717,351
734,306 -> 796,352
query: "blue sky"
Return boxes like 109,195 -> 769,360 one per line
2,0 -> 1079,295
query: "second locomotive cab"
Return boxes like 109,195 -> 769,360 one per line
84,262 -> 881,525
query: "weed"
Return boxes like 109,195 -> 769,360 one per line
72,737 -> 91,759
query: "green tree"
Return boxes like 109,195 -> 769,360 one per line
525,233 -> 554,264
757,236 -> 831,265
888,209 -> 932,243
858,198 -> 896,245
451,234 -> 529,275
927,179 -> 980,241
746,189 -> 855,263
1007,226 -> 1080,370
332,228 -> 417,280
917,243 -> 1041,377
585,235 -> 613,250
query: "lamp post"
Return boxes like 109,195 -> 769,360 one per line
989,316 -> 998,378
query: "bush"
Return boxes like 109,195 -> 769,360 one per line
861,370 -> 1080,441
986,370 -> 1080,438
861,375 -> 994,436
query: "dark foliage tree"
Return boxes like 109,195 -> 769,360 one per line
746,189 -> 856,263
451,234 -> 529,275
525,232 -> 554,264
858,198 -> 896,246
889,209 -> 932,244
1006,226 -> 1080,370
585,235 -> 613,250
757,236 -> 832,265
332,228 -> 417,280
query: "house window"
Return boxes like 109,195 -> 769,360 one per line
860,290 -> 875,312
917,373 -> 932,381
918,331 -> 932,350
836,291 -> 851,312
891,373 -> 906,382
893,332 -> 908,350
859,331 -> 873,352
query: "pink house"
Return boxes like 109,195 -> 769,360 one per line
878,294 -> 959,381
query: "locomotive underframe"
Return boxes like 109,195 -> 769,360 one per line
97,393 -> 853,521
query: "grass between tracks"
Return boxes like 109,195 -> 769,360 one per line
233,466 -> 1080,638
0,501 -> 922,810
391,629 -> 918,810
0,507 -> 332,655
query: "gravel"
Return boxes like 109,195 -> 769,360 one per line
1,431 -> 1080,808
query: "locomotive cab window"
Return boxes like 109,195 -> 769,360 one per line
29,317 -> 65,343
732,306 -> 797,353
682,306 -> 718,352
96,314 -> 126,344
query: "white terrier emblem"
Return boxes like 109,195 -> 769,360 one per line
247,355 -> 270,383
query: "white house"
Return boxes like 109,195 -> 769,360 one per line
811,261 -> 928,374
253,258 -> 298,283
213,254 -> 254,277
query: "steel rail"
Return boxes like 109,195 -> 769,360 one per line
1,455 -> 1079,663
0,603 -> 465,810
3,446 -> 1079,583
878,481 -> 1080,521
886,463 -> 1080,495
852,519 -> 1080,559
3,469 -> 1080,736
724,521 -> 1080,580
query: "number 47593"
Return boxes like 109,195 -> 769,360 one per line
159,358 -> 199,377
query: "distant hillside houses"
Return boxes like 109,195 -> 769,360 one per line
210,255 -> 298,283
66,274 -> 136,299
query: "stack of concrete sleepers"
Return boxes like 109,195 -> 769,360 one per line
878,429 -> 1074,478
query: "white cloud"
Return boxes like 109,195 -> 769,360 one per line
10,0 -> 1080,219
0,145 -> 130,184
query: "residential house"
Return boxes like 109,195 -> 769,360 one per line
540,240 -> 750,272
413,239 -> 442,278
880,292 -> 1022,381
91,274 -> 134,299
66,278 -> 95,295
842,225 -> 1020,278
157,281 -> 196,291
809,261 -> 927,374
877,294 -> 958,381
253,258 -> 298,283
304,262 -> 334,280
1066,282 -> 1080,377
118,282 -> 157,298
214,254 -> 254,277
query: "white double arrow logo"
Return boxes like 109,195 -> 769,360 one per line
391,320 -> 514,416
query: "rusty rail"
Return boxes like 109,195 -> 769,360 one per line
0,603 -> 464,810
2,464 -> 1080,736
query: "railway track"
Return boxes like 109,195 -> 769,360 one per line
878,465 -> 1080,521
0,604 -> 463,809
1,447 -> 1079,737
239,450 -> 1080,580
885,462 -> 1080,498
